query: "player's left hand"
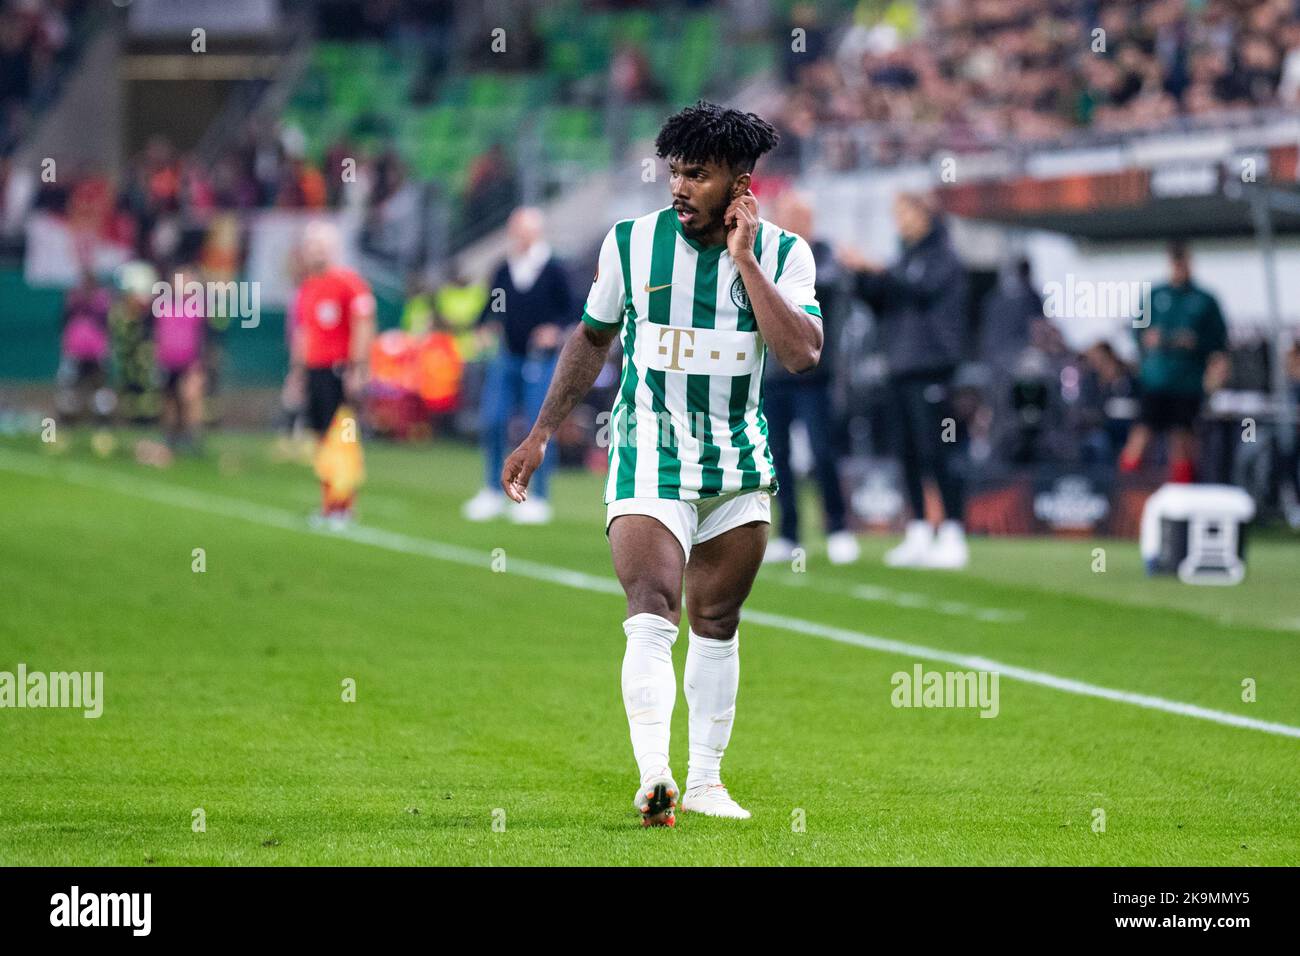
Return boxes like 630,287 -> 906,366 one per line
725,190 -> 759,261
501,436 -> 546,502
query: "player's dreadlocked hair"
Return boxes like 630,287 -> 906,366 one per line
654,100 -> 780,174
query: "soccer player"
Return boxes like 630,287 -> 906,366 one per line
290,220 -> 376,526
500,102 -> 823,826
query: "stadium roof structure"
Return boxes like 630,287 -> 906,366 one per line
937,145 -> 1300,240
932,115 -> 1300,240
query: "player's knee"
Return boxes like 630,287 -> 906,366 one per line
625,583 -> 679,622
689,608 -> 739,640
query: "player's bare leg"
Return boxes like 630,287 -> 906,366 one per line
680,519 -> 767,819
609,515 -> 685,826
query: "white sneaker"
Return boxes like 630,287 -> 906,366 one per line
633,769 -> 679,828
462,488 -> 506,522
681,782 -> 751,820
510,497 -> 553,525
826,530 -> 861,565
924,520 -> 969,570
763,536 -> 797,564
884,520 -> 933,567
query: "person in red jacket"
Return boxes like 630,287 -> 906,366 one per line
290,220 -> 376,526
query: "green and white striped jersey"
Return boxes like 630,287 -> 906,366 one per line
581,205 -> 822,503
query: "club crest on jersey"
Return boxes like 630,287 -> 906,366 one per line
315,300 -> 342,328
729,274 -> 750,312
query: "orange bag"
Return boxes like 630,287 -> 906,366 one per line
415,332 -> 464,413
370,329 -> 418,392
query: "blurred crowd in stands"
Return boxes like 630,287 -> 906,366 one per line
776,0 -> 1300,165
0,0 -> 87,156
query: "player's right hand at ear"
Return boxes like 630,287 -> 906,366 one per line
501,439 -> 545,502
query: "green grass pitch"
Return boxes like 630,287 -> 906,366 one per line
1,430 -> 1297,865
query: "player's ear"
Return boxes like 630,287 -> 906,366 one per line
731,170 -> 751,200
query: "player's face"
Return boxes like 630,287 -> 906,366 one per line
668,156 -> 746,243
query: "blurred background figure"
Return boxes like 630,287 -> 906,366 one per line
762,189 -> 858,566
462,206 -> 573,525
55,266 -> 113,425
108,261 -> 160,426
1120,243 -> 1229,484
1078,340 -> 1138,467
431,260 -> 490,437
154,264 -> 208,455
839,192 -> 970,569
291,219 -> 376,527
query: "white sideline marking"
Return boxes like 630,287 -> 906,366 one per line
767,571 -> 1026,624
4,451 -> 1298,741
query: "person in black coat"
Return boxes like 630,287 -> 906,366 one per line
762,190 -> 859,566
838,192 -> 970,569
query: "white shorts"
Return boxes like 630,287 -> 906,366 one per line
605,489 -> 772,561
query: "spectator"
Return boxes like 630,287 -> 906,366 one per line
1079,339 -> 1138,466
154,264 -> 209,454
461,143 -> 519,244
978,257 -> 1043,377
55,266 -> 112,424
462,207 -> 574,525
838,191 -> 970,569
109,260 -> 160,424
435,261 -> 490,364
1119,242 -> 1229,483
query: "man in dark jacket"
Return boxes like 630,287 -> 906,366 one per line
762,191 -> 859,566
1119,242 -> 1229,483
839,192 -> 970,568
462,206 -> 575,524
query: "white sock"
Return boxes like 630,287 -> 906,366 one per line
685,627 -> 739,790
621,613 -> 679,780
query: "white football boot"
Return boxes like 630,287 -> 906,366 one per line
681,782 -> 751,820
826,530 -> 861,565
924,520 -> 969,570
884,520 -> 933,567
462,487 -> 506,522
510,497 -> 553,525
763,536 -> 797,564
633,769 -> 679,828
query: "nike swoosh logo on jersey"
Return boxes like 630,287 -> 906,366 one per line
644,282 -> 673,293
